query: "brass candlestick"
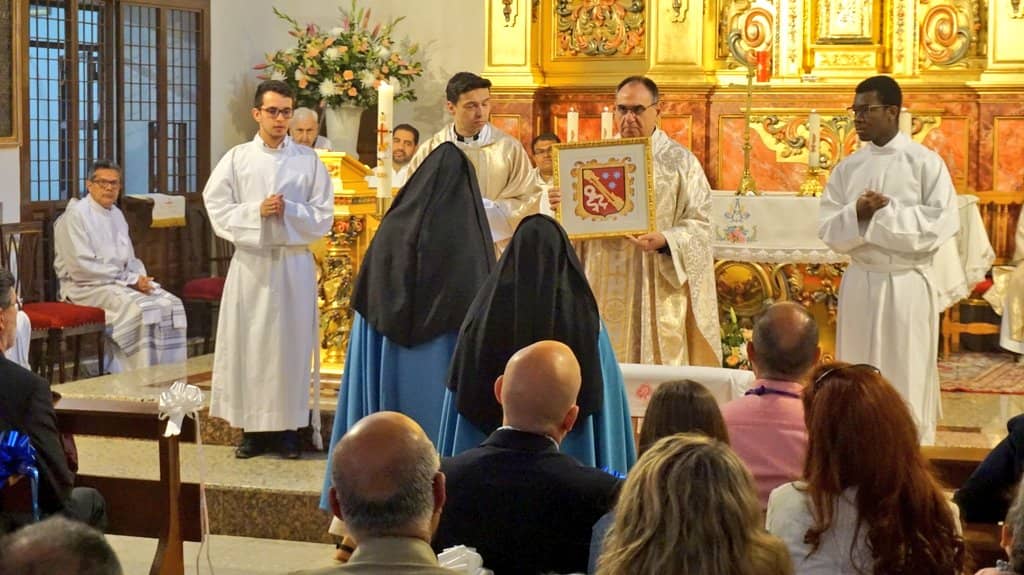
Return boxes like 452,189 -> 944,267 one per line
798,167 -> 824,197
737,65 -> 759,196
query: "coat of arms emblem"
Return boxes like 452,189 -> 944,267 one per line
571,157 -> 637,221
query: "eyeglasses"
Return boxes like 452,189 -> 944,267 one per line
812,363 -> 881,388
615,103 -> 657,117
260,107 -> 294,119
846,105 -> 892,118
533,148 -> 554,156
90,178 -> 121,189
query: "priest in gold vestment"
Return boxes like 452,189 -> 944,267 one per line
553,77 -> 721,367
405,72 -> 540,243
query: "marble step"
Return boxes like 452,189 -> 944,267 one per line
76,436 -> 334,543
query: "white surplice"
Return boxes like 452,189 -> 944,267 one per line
576,129 -> 721,367
53,195 -> 187,373
406,123 -> 540,243
203,135 -> 333,434
10,311 -> 31,369
818,131 -> 959,445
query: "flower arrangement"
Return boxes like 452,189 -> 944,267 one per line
721,307 -> 753,370
254,2 -> 424,110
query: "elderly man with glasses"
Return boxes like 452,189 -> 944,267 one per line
203,80 -> 334,460
550,76 -> 721,368
53,159 -> 187,373
818,75 -> 959,445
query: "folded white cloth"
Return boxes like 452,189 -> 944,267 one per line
437,545 -> 492,575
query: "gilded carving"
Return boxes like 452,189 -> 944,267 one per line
896,3 -> 907,64
815,51 -> 874,67
719,0 -> 775,67
671,0 -> 689,22
555,0 -> 646,57
319,216 -> 365,365
918,0 -> 985,67
815,0 -> 877,43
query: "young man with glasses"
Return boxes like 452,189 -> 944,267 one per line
818,75 -> 959,445
550,76 -> 721,368
203,80 -> 334,459
53,159 -> 187,373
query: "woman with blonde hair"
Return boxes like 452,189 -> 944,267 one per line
596,433 -> 792,575
767,362 -> 965,574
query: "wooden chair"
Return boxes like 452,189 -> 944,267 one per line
0,222 -> 106,382
181,206 -> 232,354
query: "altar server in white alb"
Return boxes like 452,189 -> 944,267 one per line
54,159 -> 187,373
405,72 -> 539,245
203,80 -> 334,460
818,75 -> 959,445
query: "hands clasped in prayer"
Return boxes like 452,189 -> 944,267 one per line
856,190 -> 889,222
261,193 -> 286,218
546,186 -> 666,252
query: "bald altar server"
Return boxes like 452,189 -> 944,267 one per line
54,159 -> 187,373
405,72 -> 540,244
551,76 -> 721,367
818,75 -> 959,445
203,80 -> 334,459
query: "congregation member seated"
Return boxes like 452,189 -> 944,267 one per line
977,480 -> 1024,575
297,411 -> 457,575
766,362 -> 965,574
53,159 -> 187,373
0,516 -> 122,575
433,341 -> 621,575
0,269 -> 106,533
589,378 -> 729,571
956,413 -> 1024,523
441,213 -> 635,473
595,433 -> 792,575
721,302 -> 818,508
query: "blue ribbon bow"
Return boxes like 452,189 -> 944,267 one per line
0,430 -> 41,521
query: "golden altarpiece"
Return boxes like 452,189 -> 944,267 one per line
314,0 -> 1024,370
482,0 -> 1024,357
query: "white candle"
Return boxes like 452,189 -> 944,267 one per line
567,108 -> 579,143
899,107 -> 912,136
601,107 -> 613,139
376,81 -> 394,198
808,110 -> 820,170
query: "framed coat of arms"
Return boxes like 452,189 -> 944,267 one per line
552,137 -> 655,239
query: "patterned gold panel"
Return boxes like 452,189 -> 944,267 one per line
554,0 -> 647,58
917,0 -> 985,69
717,0 -> 775,67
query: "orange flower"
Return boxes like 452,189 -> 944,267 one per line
347,87 -> 357,96
381,65 -> 390,74
343,70 -> 354,80
299,78 -> 309,89
338,45 -> 349,53
323,36 -> 336,47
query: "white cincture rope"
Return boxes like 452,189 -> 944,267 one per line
158,380 -> 215,575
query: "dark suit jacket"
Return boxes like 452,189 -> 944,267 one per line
0,355 -> 75,521
433,428 -> 621,575
955,413 -> 1024,523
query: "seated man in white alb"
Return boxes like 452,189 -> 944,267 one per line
54,160 -> 187,373
289,107 -> 333,150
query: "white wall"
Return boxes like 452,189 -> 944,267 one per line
0,149 -> 20,223
210,0 -> 485,161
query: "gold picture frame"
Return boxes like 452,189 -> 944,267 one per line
553,137 -> 655,240
0,0 -> 20,147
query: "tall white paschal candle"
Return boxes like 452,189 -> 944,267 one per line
567,108 -> 579,143
376,81 -> 394,199
601,107 -> 613,139
899,107 -> 912,136
808,110 -> 821,169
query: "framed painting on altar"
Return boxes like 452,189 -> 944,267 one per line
552,137 -> 655,240
0,0 -> 20,147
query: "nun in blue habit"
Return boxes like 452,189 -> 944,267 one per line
320,142 -> 495,511
438,214 -> 637,475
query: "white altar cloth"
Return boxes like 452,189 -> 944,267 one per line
620,363 -> 755,417
709,192 -> 994,311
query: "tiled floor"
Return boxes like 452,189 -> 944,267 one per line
108,534 -> 336,575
